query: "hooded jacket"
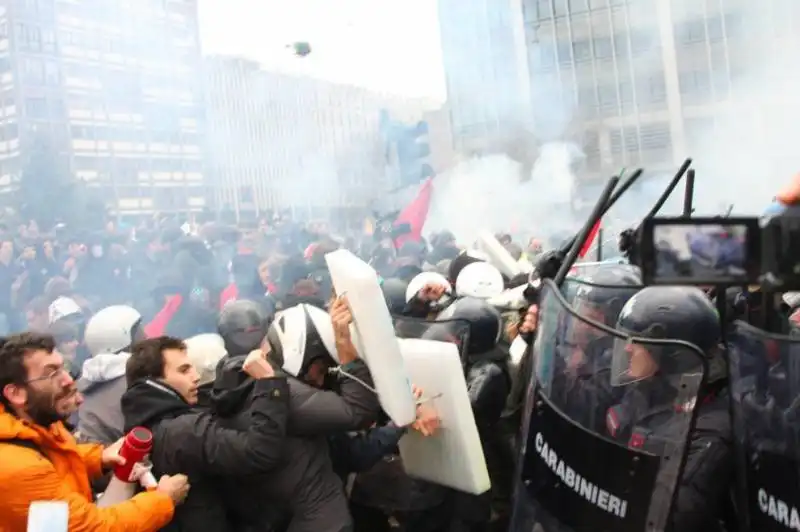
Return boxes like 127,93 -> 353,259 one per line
120,376 -> 290,531
210,356 -> 381,532
77,352 -> 129,445
0,405 -> 174,532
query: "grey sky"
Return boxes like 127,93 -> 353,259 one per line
198,0 -> 446,101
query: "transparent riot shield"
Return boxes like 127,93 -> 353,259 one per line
509,279 -> 707,532
392,315 -> 471,363
728,321 -> 800,532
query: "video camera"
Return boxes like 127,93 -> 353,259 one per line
637,211 -> 800,292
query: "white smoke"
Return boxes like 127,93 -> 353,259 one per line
424,141 -> 584,245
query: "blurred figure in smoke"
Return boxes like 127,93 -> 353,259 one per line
15,240 -> 43,301
503,241 -> 523,262
25,296 -> 49,332
393,241 -> 426,282
60,234 -> 86,278
38,238 -> 59,282
526,237 -> 544,261
144,269 -> 217,339
495,233 -> 512,246
0,237 -> 18,333
428,230 -> 460,264
72,233 -> 123,308
275,255 -> 327,310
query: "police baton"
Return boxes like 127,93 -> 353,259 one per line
683,168 -> 695,218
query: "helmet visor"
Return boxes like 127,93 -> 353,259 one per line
610,338 -> 662,387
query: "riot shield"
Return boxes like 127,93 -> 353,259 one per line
509,279 -> 707,532
392,314 -> 471,363
728,321 -> 800,532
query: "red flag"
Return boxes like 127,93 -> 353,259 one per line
144,294 -> 184,338
394,178 -> 434,248
578,220 -> 601,258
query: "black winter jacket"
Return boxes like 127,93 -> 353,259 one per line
211,356 -> 380,532
121,377 -> 289,532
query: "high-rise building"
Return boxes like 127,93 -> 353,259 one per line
518,0 -> 799,180
437,0 -> 529,155
440,0 -> 800,184
0,0 -> 205,218
204,56 -> 439,222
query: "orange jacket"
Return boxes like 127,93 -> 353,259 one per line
0,406 -> 174,532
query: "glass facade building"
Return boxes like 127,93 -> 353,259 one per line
442,0 -> 800,183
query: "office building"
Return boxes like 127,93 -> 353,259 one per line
0,0 -> 205,218
439,0 -> 800,184
519,0 -> 799,180
437,0 -> 530,156
204,56 -> 440,222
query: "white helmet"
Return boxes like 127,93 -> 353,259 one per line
84,305 -> 142,356
266,304 -> 339,378
455,261 -> 504,299
48,296 -> 82,325
405,271 -> 452,304
185,333 -> 227,386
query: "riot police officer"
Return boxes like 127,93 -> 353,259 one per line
609,285 -> 733,532
437,296 -> 512,531
551,265 -> 642,431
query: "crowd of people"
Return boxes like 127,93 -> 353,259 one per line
3,179 -> 800,532
0,212 -> 534,532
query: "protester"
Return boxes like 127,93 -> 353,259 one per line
0,332 -> 188,531
121,335 -> 290,530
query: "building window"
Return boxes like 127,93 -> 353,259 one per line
639,73 -> 667,106
622,127 -> 640,152
630,29 -> 655,56
677,20 -> 706,45
706,16 -> 724,42
25,97 -> 47,119
22,58 -> 44,84
573,40 -> 592,62
578,86 -> 597,117
42,29 -> 56,53
724,12 -> 744,39
593,37 -> 612,59
640,123 -> 671,151
554,0 -> 568,17
570,0 -> 589,13
610,129 -> 623,154
72,126 -> 89,139
535,0 -> 552,19
598,84 -> 618,115
238,185 -> 254,203
679,70 -> 712,101
557,41 -> 572,64
613,34 -> 629,58
530,45 -> 556,72
619,80 -> 634,107
44,61 -> 59,85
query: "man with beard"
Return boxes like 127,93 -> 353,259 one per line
0,332 -> 188,531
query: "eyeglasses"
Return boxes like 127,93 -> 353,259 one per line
26,367 -> 69,385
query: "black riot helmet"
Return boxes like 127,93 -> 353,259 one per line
437,296 -> 502,355
381,277 -> 409,315
570,265 -> 642,323
611,285 -> 722,387
217,299 -> 273,355
566,264 -> 642,348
